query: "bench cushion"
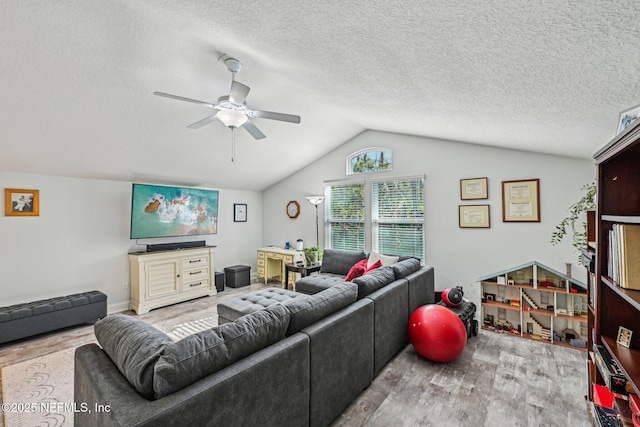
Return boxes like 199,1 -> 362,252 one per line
294,273 -> 346,295
0,291 -> 107,323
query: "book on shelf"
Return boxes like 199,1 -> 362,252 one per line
608,224 -> 640,290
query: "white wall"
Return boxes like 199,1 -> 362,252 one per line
262,130 -> 595,305
0,172 -> 262,311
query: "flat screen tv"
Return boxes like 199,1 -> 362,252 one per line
130,183 -> 219,239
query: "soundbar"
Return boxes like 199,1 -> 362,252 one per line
146,240 -> 206,252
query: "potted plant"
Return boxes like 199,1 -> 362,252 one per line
550,180 -> 596,254
303,246 -> 321,266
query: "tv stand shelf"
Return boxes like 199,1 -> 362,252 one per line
129,246 -> 216,314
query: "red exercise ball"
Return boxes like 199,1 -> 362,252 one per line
408,304 -> 467,362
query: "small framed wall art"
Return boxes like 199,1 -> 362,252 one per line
5,188 -> 39,216
234,203 -> 247,222
502,179 -> 540,222
460,177 -> 488,200
617,104 -> 640,135
459,204 -> 490,228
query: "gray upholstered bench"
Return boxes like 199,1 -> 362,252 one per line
0,291 -> 107,344
218,288 -> 308,323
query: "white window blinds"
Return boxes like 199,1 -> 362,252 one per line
372,176 -> 425,261
324,182 -> 365,251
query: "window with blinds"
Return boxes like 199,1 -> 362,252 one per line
324,182 -> 365,251
372,176 -> 425,261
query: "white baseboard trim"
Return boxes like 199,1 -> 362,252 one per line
108,301 -> 130,314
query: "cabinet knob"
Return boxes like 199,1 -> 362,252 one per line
177,274 -> 180,278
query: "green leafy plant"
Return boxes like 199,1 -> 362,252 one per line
303,246 -> 321,265
550,180 -> 596,253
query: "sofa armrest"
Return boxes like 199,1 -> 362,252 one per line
407,266 -> 435,315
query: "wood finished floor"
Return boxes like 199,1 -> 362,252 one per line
0,282 -> 590,427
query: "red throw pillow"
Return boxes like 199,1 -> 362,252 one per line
363,259 -> 382,275
345,259 -> 368,281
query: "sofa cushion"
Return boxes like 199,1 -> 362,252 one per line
282,282 -> 358,335
392,258 -> 421,280
94,314 -> 173,400
153,304 -> 290,399
367,250 -> 399,268
295,273 -> 347,294
352,266 -> 396,299
319,249 -> 367,276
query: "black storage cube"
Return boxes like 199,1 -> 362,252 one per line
224,265 -> 251,288
214,271 -> 225,292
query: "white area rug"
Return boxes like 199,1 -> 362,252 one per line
1,347 -> 75,427
1,309 -> 219,427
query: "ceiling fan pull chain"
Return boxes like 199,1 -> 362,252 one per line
231,127 -> 236,163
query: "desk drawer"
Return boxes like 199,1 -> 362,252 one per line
267,253 -> 283,260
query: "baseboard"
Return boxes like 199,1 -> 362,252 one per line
108,301 -> 131,314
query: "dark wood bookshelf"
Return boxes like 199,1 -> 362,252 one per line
589,119 -> 640,408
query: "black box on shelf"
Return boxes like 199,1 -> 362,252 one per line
593,343 -> 628,394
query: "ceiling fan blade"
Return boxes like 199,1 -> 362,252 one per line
242,120 -> 266,140
187,114 -> 219,129
153,92 -> 216,107
253,109 -> 301,124
229,81 -> 250,105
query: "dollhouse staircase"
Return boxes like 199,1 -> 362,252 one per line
522,291 -> 539,310
529,314 -> 552,341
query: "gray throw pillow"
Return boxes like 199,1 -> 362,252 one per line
281,282 -> 358,335
392,258 -> 421,280
352,266 -> 396,298
153,304 -> 290,399
94,314 -> 173,400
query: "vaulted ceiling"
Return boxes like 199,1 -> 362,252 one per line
1,1 -> 639,191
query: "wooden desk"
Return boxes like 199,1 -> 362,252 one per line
257,247 -> 305,288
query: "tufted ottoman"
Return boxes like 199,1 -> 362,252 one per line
217,288 -> 308,323
0,291 -> 107,344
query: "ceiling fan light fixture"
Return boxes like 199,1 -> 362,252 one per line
216,110 -> 247,128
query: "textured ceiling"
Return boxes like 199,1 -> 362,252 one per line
1,0 -> 639,190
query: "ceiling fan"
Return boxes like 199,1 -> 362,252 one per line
154,56 -> 301,160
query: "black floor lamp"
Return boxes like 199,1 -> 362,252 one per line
305,196 -> 325,248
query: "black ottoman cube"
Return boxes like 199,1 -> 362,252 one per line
224,265 -> 251,288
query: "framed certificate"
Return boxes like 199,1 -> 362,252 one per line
502,179 -> 540,222
460,177 -> 488,200
459,205 -> 490,228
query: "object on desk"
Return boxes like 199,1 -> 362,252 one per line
285,241 -> 291,249
296,239 -> 303,251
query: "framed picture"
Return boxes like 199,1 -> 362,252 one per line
460,177 -> 488,200
234,203 -> 247,222
617,326 -> 633,348
617,104 -> 640,135
5,188 -> 39,216
502,179 -> 540,222
458,204 -> 490,228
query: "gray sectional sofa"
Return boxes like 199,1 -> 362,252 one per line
74,250 -> 434,427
